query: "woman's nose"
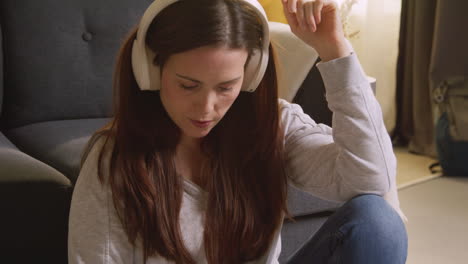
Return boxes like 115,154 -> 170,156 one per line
194,90 -> 216,115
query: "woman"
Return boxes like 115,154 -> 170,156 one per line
68,0 -> 408,263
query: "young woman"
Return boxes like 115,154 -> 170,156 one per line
68,0 -> 408,263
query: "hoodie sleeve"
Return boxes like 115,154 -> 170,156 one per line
68,138 -> 135,264
281,53 -> 396,203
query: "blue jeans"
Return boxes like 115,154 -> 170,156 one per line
286,194 -> 408,264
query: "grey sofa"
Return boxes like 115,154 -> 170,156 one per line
0,0 -> 340,263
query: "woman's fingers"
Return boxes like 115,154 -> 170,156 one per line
282,1 -> 299,28
314,1 -> 323,24
287,0 -> 297,13
304,2 -> 316,31
282,0 -> 323,32
296,1 -> 306,28
282,0 -> 346,56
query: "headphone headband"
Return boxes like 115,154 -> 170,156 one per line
131,0 -> 270,92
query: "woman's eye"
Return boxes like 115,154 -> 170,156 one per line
219,87 -> 232,92
180,84 -> 197,90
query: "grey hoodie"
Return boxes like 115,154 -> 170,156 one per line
68,53 -> 404,263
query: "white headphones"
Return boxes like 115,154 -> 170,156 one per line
131,0 -> 270,92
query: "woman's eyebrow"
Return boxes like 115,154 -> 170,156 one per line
175,73 -> 241,85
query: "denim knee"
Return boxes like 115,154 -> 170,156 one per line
339,194 -> 408,263
285,194 -> 408,264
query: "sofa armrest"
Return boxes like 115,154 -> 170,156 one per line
0,132 -> 69,184
0,22 -> 3,114
0,131 -> 72,263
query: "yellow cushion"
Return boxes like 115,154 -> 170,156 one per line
259,0 -> 287,23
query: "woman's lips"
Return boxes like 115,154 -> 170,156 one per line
190,119 -> 212,128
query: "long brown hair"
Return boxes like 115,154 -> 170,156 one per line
84,0 -> 290,263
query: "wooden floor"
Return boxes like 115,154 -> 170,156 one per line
398,177 -> 468,264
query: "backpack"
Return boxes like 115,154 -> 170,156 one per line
433,77 -> 468,176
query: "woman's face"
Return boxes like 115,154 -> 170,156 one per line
160,45 -> 248,139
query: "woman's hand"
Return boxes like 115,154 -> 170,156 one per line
281,0 -> 351,61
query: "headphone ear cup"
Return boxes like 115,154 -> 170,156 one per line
242,49 -> 263,92
131,38 -> 163,91
131,39 -> 149,91
146,47 -> 163,91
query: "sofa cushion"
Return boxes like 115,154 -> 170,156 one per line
0,0 -> 152,128
6,118 -> 110,183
